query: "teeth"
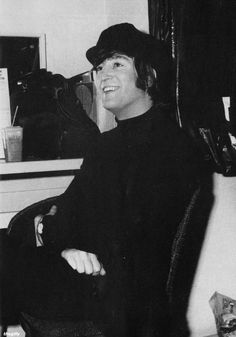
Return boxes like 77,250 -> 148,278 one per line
103,86 -> 116,92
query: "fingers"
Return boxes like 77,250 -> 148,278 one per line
34,214 -> 43,223
34,215 -> 44,247
99,266 -> 106,276
61,249 -> 106,276
89,253 -> 106,276
64,253 -> 77,270
47,205 -> 57,216
33,206 -> 57,248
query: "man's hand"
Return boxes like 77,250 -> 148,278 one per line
61,249 -> 106,276
34,205 -> 57,247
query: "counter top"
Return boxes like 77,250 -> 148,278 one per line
0,158 -> 83,175
0,158 -> 83,229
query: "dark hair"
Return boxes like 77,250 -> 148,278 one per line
133,56 -> 159,104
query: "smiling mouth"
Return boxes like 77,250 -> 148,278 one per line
103,86 -> 119,93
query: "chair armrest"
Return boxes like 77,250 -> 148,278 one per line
7,196 -> 58,247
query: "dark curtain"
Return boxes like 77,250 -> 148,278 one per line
148,0 -> 236,176
148,1 -> 235,336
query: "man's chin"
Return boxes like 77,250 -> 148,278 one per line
102,102 -> 116,112
102,105 -> 119,118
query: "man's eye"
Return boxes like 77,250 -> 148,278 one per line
96,65 -> 103,72
113,62 -> 123,68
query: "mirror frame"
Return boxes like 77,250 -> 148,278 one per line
0,33 -> 47,70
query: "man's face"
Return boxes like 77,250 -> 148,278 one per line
95,53 -> 151,120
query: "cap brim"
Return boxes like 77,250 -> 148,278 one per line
86,46 -> 98,66
86,46 -> 129,67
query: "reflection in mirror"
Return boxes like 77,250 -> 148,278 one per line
0,35 -> 99,162
0,36 -> 41,93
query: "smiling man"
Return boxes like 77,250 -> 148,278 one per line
95,53 -> 153,119
17,23 -> 207,337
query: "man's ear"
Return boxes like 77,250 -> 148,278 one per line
147,68 -> 157,87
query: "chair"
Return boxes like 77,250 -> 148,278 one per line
5,196 -> 106,337
4,173 -> 214,337
7,196 -> 58,248
1,197 -> 57,336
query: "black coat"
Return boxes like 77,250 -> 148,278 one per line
16,106 -> 213,337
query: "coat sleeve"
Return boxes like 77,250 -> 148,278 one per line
42,147 -> 102,254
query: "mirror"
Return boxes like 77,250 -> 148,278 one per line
0,35 -> 99,161
0,34 -> 47,93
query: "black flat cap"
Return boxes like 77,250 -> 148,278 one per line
86,23 -> 171,74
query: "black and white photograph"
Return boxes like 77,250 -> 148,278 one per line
0,1 -> 236,337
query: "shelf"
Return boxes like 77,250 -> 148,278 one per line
0,158 -> 83,175
0,158 -> 83,228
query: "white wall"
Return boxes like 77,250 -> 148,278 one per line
0,0 -> 149,78
0,0 -> 108,77
187,173 -> 236,337
105,0 -> 149,32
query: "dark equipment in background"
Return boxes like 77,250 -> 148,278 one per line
0,36 -> 99,160
10,69 -> 100,160
0,36 -> 40,90
148,0 -> 236,176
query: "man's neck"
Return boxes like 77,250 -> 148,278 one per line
112,97 -> 153,121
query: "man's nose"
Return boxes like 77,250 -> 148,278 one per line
100,64 -> 114,79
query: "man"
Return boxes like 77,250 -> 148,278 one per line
17,23 -> 208,337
